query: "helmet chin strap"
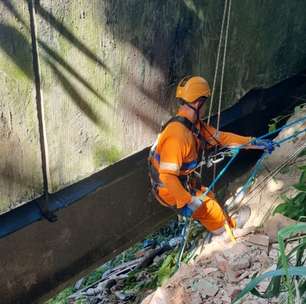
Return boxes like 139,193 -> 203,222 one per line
184,99 -> 206,121
196,99 -> 206,120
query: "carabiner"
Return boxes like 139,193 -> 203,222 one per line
210,152 -> 225,164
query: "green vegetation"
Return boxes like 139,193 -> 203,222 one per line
273,164 -> 306,221
45,219 -> 205,303
46,287 -> 75,304
45,219 -> 187,303
233,224 -> 306,304
268,103 -> 306,133
156,252 -> 177,285
94,144 -> 122,167
233,146 -> 306,304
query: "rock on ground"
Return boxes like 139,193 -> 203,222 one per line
141,218 -> 301,304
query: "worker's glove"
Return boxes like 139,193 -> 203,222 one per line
189,196 -> 203,211
251,138 -> 275,154
181,205 -> 193,217
180,196 -> 203,217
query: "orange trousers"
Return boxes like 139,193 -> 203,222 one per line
158,186 -> 236,233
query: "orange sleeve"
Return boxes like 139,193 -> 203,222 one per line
158,137 -> 192,207
201,124 -> 252,147
159,173 -> 192,208
158,137 -> 183,175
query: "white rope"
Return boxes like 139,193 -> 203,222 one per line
207,0 -> 228,124
243,142 -> 306,207
212,0 -> 232,184
200,0 -> 230,177
216,0 -> 232,132
207,0 -> 228,125
201,0 -> 232,180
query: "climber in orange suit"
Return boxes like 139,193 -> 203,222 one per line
148,75 -> 274,234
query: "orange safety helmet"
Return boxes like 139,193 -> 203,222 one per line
176,76 -> 211,103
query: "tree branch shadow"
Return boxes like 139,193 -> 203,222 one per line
46,58 -> 109,131
1,1 -> 109,128
35,1 -> 111,73
0,23 -> 33,79
39,39 -> 110,106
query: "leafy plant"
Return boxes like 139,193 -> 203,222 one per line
232,224 -> 306,304
268,103 -> 305,133
157,252 -> 177,285
46,287 -> 75,304
298,148 -> 306,158
233,145 -> 306,303
273,165 -> 306,220
81,266 -> 106,287
268,114 -> 291,132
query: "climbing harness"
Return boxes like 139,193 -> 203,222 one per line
176,0 -> 234,268
148,115 -> 209,203
176,146 -> 239,268
176,115 -> 306,268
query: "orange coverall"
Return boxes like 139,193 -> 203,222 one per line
150,108 -> 252,233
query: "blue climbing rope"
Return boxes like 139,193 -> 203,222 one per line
175,217 -> 192,270
176,115 -> 306,269
176,147 -> 240,268
233,115 -> 306,204
201,147 -> 240,198
258,116 -> 306,140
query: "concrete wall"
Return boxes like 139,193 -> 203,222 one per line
31,0 -> 306,194
0,1 -> 43,215
1,1 -> 306,302
1,1 -> 306,215
0,150 -> 172,304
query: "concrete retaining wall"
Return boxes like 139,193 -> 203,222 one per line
0,1 -> 43,215
0,2 -> 306,302
1,0 -> 306,212
0,150 -> 172,304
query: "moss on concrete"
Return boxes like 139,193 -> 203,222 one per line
2,0 -> 306,207
94,145 -> 122,168
0,1 -> 43,214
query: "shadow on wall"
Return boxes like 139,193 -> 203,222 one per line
2,0 -> 173,133
102,1 -> 220,88
100,0 -> 223,131
102,0 -> 205,84
1,0 -> 220,135
1,0 -> 109,130
102,0 -> 306,115
0,156 -> 41,214
35,0 -> 218,133
0,23 -> 34,79
33,0 -> 174,133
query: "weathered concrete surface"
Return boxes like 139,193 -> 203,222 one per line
1,76 -> 304,303
35,0 -> 173,193
0,1 -> 43,214
35,0 -> 306,193
0,1 -> 305,302
0,151 -> 172,304
1,0 -> 306,211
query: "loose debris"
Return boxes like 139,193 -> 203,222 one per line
141,215 -> 303,304
66,214 -> 301,304
67,221 -> 189,304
